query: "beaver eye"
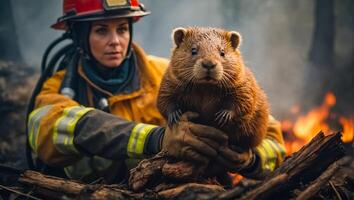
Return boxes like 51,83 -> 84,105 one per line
220,50 -> 225,57
191,48 -> 198,55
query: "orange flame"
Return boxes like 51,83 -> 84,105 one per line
231,91 -> 353,185
293,92 -> 335,141
282,92 -> 353,154
339,117 -> 354,142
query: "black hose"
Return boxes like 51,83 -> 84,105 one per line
46,43 -> 74,76
60,50 -> 80,99
55,47 -> 76,73
41,33 -> 70,73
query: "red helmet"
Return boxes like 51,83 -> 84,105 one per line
52,0 -> 150,30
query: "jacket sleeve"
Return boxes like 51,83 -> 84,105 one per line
27,70 -> 164,168
73,109 -> 165,160
240,115 -> 286,179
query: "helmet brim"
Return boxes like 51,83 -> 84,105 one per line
51,10 -> 150,30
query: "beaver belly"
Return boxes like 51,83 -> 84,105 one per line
180,92 -> 223,125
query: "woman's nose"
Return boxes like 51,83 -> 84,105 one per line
109,33 -> 120,46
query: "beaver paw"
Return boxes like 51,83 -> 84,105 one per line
168,109 -> 182,127
215,110 -> 235,127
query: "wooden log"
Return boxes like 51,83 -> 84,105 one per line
239,174 -> 288,200
295,156 -> 351,200
18,170 -> 224,200
162,160 -> 200,180
129,151 -> 204,192
128,151 -> 168,191
216,178 -> 261,200
273,132 -> 345,181
216,131 -> 346,200
18,170 -> 141,200
158,183 -> 225,199
19,170 -> 84,196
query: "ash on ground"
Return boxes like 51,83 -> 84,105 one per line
0,60 -> 37,179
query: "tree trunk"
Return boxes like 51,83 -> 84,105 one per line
308,0 -> 334,68
304,0 -> 335,107
0,0 -> 22,61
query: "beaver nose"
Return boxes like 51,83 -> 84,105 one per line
202,60 -> 216,70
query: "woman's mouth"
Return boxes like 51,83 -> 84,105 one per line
105,52 -> 122,59
106,51 -> 120,55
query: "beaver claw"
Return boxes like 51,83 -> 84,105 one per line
168,109 -> 182,127
215,110 -> 235,127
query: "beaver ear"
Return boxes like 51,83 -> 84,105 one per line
172,27 -> 187,47
229,31 -> 242,49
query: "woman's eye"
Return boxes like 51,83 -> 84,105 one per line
220,50 -> 225,57
191,48 -> 198,55
95,28 -> 107,35
117,26 -> 128,34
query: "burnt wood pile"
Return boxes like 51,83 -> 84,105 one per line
0,131 -> 351,200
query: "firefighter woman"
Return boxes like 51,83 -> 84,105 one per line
27,0 -> 286,184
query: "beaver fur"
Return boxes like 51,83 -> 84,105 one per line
157,27 -> 269,150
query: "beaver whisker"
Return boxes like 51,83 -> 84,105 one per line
223,72 -> 237,83
183,76 -> 196,94
218,78 -> 227,90
221,72 -> 234,84
220,76 -> 239,95
222,69 -> 237,76
220,78 -> 233,94
175,70 -> 195,93
176,70 -> 194,82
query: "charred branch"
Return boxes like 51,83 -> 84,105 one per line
215,131 -> 346,200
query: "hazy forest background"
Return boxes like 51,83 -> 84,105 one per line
0,0 -> 353,170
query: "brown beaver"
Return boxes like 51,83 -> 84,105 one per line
157,27 -> 269,149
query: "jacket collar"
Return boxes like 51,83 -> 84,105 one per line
78,42 -> 155,101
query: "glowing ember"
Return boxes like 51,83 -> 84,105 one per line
229,173 -> 244,186
282,91 -> 353,154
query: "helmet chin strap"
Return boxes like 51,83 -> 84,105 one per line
123,18 -> 134,61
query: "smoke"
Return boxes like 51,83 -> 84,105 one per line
8,0 -> 352,117
10,0 -> 61,67
234,0 -> 314,117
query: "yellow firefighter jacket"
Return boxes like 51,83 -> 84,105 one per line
28,43 -> 286,182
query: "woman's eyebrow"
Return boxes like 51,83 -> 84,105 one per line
92,22 -> 128,27
118,22 -> 128,26
92,23 -> 108,27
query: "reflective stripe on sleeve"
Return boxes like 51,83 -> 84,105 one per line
127,123 -> 157,158
53,106 -> 94,155
27,105 -> 53,153
255,138 -> 284,171
267,139 -> 286,162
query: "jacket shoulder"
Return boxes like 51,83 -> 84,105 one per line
146,55 -> 169,74
41,70 -> 66,94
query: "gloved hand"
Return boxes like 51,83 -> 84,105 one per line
215,146 -> 255,173
162,112 -> 228,164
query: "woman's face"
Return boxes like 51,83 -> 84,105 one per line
89,18 -> 130,68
